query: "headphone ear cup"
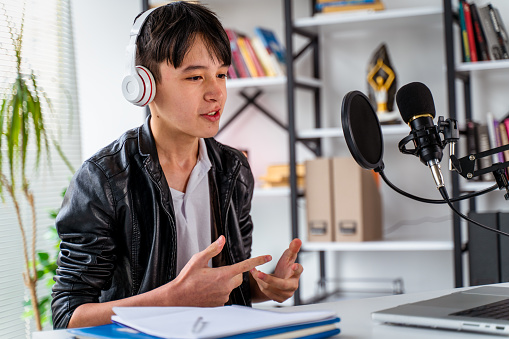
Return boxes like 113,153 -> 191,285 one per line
134,66 -> 156,107
121,66 -> 156,107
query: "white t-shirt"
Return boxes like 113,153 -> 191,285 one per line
170,138 -> 212,276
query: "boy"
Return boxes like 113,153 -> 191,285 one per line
51,1 -> 303,329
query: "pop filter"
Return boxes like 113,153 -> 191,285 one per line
341,90 -> 384,172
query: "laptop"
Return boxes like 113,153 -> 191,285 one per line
372,286 -> 509,336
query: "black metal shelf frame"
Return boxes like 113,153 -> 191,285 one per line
284,0 -> 328,306
443,0 -> 507,288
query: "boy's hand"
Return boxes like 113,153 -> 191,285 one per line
169,235 -> 271,306
250,238 -> 303,303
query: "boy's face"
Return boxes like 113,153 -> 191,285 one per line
149,35 -> 229,141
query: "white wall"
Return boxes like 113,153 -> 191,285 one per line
71,0 -> 145,160
71,0 -> 509,304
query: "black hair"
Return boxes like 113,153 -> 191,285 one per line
135,1 -> 231,83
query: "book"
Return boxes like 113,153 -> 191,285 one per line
458,0 -> 471,62
486,112 -> 502,163
478,5 -> 509,60
316,0 -> 375,3
250,36 -> 278,77
476,123 -> 492,181
237,34 -> 264,77
317,0 -> 384,13
470,3 -> 490,61
487,4 -> 509,59
462,1 -> 478,62
498,122 -> 509,162
254,27 -> 286,72
225,29 -> 251,78
227,64 -> 238,79
251,36 -> 285,77
243,35 -> 267,77
105,305 -> 340,339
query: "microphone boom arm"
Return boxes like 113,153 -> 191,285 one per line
450,143 -> 509,199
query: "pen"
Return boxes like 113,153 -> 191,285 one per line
192,316 -> 207,334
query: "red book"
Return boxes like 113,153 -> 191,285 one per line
225,29 -> 250,78
463,1 -> 478,62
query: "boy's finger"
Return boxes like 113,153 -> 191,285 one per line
227,255 -> 271,276
194,236 -> 225,265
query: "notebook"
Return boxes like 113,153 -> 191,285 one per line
372,286 -> 509,336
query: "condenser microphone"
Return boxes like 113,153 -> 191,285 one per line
396,82 -> 445,189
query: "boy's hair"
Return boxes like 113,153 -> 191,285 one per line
135,1 -> 231,83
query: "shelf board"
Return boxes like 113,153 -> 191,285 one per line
226,76 -> 286,89
302,239 -> 453,252
456,59 -> 509,73
226,76 -> 321,90
297,123 -> 408,139
294,6 -> 443,33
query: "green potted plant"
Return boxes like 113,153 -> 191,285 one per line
0,6 -> 73,331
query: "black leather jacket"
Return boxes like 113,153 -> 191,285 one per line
51,117 -> 255,329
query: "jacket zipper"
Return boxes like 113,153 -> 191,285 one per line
144,160 -> 178,282
222,163 -> 248,306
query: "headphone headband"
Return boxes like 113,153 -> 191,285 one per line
122,7 -> 158,107
130,8 -> 157,41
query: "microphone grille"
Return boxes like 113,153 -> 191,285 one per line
396,82 -> 436,124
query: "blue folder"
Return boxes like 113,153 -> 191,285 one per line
69,316 -> 340,338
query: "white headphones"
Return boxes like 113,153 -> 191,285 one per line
122,7 -> 157,107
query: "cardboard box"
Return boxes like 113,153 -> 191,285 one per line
332,157 -> 382,242
305,158 -> 334,242
305,157 -> 382,242
259,164 -> 305,188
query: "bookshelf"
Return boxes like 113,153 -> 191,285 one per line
284,0 -> 455,304
444,0 -> 509,287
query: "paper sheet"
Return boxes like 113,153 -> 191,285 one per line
112,305 -> 337,339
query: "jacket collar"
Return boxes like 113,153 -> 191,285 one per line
138,115 -> 164,183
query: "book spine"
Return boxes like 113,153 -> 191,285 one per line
478,6 -> 499,60
251,36 -> 278,77
316,0 -> 375,3
237,35 -> 260,77
254,27 -> 286,66
488,4 -> 509,59
225,29 -> 250,78
316,0 -> 375,10
463,1 -> 478,62
459,0 -> 471,62
320,1 -> 384,12
498,122 -> 509,162
476,124 -> 491,181
243,36 -> 266,77
486,112 -> 501,163
227,65 -> 238,79
470,3 -> 491,61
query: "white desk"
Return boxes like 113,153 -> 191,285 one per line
35,284 -> 508,338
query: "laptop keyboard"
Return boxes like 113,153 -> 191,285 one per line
451,299 -> 509,320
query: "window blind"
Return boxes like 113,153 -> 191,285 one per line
0,0 -> 81,337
